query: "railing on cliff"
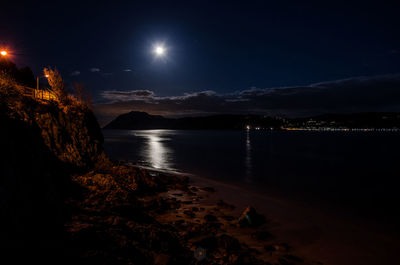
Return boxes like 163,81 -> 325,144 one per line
17,85 -> 57,101
33,89 -> 57,101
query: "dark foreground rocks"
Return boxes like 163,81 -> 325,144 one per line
238,206 -> 267,227
0,88 -> 105,248
64,166 -> 193,264
63,164 -> 304,265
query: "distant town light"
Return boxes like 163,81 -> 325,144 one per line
0,50 -> 7,56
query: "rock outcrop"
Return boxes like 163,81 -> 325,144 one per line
4,95 -> 105,168
0,93 -> 105,247
237,206 -> 267,227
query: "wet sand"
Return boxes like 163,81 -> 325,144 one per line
187,174 -> 400,265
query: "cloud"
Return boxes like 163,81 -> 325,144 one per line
70,70 -> 80,76
123,69 -> 132,72
102,90 -> 154,101
94,74 -> 400,126
90,67 -> 100,72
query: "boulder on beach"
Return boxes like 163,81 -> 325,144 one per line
251,230 -> 273,240
237,206 -> 266,227
204,214 -> 218,222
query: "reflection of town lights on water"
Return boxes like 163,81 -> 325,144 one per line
245,131 -> 252,181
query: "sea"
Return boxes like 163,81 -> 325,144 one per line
103,129 -> 400,227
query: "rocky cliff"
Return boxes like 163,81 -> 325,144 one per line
0,92 -> 105,247
4,96 -> 105,168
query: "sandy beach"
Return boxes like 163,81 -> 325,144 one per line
187,174 -> 400,265
134,164 -> 400,265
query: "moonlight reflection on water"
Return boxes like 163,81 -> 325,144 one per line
104,129 -> 400,223
133,130 -> 173,169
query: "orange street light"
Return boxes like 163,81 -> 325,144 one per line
37,75 -> 49,90
0,50 -> 7,56
36,74 -> 50,99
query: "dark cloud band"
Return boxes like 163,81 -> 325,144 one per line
94,74 -> 400,126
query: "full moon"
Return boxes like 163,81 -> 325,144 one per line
154,45 -> 165,57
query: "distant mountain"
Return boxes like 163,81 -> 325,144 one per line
103,111 -> 283,130
104,111 -> 400,130
103,111 -> 171,130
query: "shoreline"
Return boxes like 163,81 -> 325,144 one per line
132,164 -> 400,265
66,161 -> 294,264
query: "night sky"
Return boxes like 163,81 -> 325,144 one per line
2,1 -> 400,125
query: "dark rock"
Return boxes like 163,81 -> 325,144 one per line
237,206 -> 266,227
190,186 -> 199,192
0,105 -> 73,247
185,223 -> 210,239
283,254 -> 303,262
217,200 -> 236,210
174,220 -> 185,226
279,258 -> 295,265
208,222 -> 223,229
265,243 -> 291,252
204,214 -> 218,222
232,252 -> 265,265
277,243 -> 292,251
183,210 -> 195,218
221,215 -> 236,221
186,190 -> 197,196
194,235 -> 218,250
112,204 -> 152,222
200,186 -> 215,192
164,198 -> 180,209
154,253 -> 170,265
264,245 -> 277,252
148,230 -> 182,253
217,234 -> 241,251
251,230 -> 273,240
144,197 -> 181,213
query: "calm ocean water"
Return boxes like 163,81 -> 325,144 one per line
103,129 -> 400,224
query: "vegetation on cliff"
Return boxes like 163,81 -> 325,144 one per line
0,59 -> 104,168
